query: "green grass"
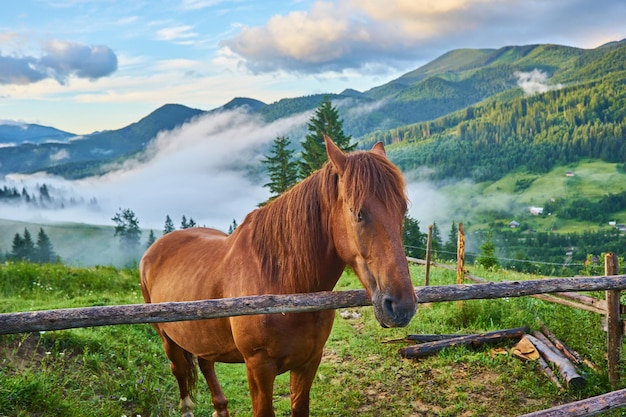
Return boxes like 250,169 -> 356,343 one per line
0,261 -> 624,416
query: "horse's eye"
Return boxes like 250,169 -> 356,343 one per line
356,210 -> 364,223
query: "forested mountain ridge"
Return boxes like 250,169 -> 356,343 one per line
374,64 -> 626,182
1,39 -> 626,180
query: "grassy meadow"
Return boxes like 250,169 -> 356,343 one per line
1,261 -> 624,417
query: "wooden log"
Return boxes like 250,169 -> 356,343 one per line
398,327 -> 528,359
2,276 -> 626,335
405,333 -> 471,343
605,252 -> 622,389
518,387 -> 626,417
540,323 -> 599,371
536,355 -> 565,391
531,293 -> 607,315
553,292 -> 607,311
524,334 -> 585,389
424,224 -> 433,286
456,222 -> 465,309
532,331 -> 562,355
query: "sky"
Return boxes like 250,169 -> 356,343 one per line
1,0 -> 625,135
1,0 -> 626,243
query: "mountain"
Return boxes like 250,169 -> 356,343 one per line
0,104 -> 206,178
0,123 -> 75,146
1,39 -> 625,180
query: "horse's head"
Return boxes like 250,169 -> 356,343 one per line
325,135 -> 417,328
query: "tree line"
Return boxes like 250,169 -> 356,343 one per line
4,228 -> 58,263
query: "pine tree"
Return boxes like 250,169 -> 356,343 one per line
187,217 -> 196,228
163,215 -> 175,235
228,219 -> 238,235
442,221 -> 458,261
476,232 -> 499,270
10,233 -> 25,261
22,228 -> 35,262
261,136 -> 299,201
402,215 -> 426,259
112,208 -> 142,254
146,230 -> 157,249
431,221 -> 443,259
299,96 -> 354,179
181,215 -> 190,229
35,228 -> 56,263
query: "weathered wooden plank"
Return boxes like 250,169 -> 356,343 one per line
518,387 -> 626,417
1,275 -> 626,335
524,334 -> 585,389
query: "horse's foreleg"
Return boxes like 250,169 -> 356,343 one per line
289,355 -> 323,417
198,358 -> 230,417
245,357 -> 278,417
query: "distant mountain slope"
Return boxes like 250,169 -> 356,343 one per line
0,123 -> 75,145
0,104 -> 205,178
2,39 -> 626,180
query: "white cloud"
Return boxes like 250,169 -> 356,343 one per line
515,69 -> 563,95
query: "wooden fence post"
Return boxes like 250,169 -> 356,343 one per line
424,224 -> 433,286
605,252 -> 622,388
456,222 -> 465,309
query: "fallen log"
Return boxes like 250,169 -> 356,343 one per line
518,387 -> 626,417
531,294 -> 606,315
524,334 -> 585,389
512,336 -> 564,390
405,333 -> 471,343
540,323 -> 599,371
399,327 -> 528,359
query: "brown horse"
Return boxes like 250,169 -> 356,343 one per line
140,135 -> 417,417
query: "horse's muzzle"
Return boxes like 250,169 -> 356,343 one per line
373,292 -> 417,328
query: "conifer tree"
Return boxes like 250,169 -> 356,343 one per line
402,215 -> 426,259
181,215 -> 190,229
442,221 -> 459,261
299,96 -> 354,179
22,228 -> 35,261
228,219 -> 238,235
261,136 -> 299,201
476,232 -> 499,270
163,215 -> 175,235
146,230 -> 157,249
10,233 -> 25,260
431,221 -> 443,259
35,228 -> 56,263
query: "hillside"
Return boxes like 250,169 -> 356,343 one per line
0,123 -> 75,146
1,39 -> 625,181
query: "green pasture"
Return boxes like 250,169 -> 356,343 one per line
1,261 -> 624,416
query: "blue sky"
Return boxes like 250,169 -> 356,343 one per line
1,0 -> 625,134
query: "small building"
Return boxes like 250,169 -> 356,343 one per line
566,171 -> 576,177
509,220 -> 520,228
616,224 -> 626,232
529,206 -> 544,216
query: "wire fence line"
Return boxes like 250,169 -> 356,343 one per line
403,245 -> 587,267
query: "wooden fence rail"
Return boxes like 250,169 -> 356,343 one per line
2,275 -> 626,335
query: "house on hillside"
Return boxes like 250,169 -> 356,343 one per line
509,220 -> 520,228
529,206 -> 544,216
617,224 -> 626,232
566,171 -> 576,177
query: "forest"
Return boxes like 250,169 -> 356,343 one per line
371,72 -> 626,182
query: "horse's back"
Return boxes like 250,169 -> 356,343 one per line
140,227 -> 229,304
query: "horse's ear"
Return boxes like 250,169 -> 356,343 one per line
371,141 -> 386,157
324,135 -> 346,176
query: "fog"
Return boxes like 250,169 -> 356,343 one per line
3,109 -> 310,232
2,107 -> 452,236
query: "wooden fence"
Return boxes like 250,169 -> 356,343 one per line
1,244 -> 626,416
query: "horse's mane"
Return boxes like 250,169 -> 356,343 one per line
237,150 -> 408,293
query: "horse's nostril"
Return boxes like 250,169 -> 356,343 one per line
383,295 -> 397,318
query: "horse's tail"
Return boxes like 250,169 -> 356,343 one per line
184,350 -> 198,401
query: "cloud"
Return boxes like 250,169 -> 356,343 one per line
0,40 -> 118,85
220,0 -> 626,75
515,69 -> 563,95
